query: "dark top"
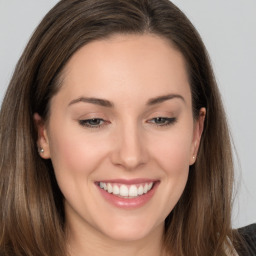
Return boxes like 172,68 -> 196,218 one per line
236,224 -> 256,256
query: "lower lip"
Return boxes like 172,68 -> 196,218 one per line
96,182 -> 159,209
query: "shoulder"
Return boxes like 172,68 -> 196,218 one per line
236,223 -> 256,256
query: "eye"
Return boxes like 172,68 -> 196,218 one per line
79,118 -> 107,128
147,117 -> 177,126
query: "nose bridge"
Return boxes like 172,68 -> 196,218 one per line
111,119 -> 148,169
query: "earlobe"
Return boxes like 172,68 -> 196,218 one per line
33,113 -> 51,159
190,108 -> 206,165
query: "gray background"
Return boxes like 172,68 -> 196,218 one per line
0,0 -> 255,228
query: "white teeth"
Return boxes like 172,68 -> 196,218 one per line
129,185 -> 138,197
113,185 -> 119,195
143,183 -> 148,194
99,182 -> 154,198
120,185 -> 129,197
107,183 -> 113,193
138,185 -> 144,195
100,182 -> 107,190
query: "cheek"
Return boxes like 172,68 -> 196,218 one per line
158,155 -> 190,217
147,126 -> 193,210
47,125 -> 110,187
47,127 -> 113,218
150,127 -> 193,173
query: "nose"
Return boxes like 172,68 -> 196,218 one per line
110,123 -> 149,170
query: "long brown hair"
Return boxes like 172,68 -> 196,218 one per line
0,0 -> 239,255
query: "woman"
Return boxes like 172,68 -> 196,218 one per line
0,0 -> 255,255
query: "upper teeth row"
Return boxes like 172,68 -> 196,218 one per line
99,182 -> 153,197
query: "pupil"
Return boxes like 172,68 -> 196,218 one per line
156,117 -> 165,123
90,119 -> 100,125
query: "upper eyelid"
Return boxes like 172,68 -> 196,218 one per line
77,112 -> 106,118
78,118 -> 108,129
145,109 -> 176,116
146,117 -> 176,123
76,108 -> 177,121
79,117 -> 106,122
77,115 -> 176,121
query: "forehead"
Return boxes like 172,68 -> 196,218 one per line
54,33 -> 191,107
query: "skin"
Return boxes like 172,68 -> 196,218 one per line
35,34 -> 205,256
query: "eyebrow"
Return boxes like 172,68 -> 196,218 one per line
146,94 -> 185,105
68,93 -> 185,108
68,97 -> 114,107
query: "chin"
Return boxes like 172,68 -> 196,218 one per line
96,215 -> 164,242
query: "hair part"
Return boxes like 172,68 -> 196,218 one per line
0,0 -> 241,255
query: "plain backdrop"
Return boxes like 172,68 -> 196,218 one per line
0,0 -> 255,228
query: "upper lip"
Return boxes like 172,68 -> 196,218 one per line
95,178 -> 158,185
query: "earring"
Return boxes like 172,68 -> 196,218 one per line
39,147 -> 44,154
193,156 -> 195,160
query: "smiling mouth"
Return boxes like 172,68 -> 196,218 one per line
96,181 -> 155,198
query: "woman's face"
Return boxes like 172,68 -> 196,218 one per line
35,34 -> 205,242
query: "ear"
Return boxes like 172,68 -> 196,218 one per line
33,113 -> 51,159
190,108 -> 206,165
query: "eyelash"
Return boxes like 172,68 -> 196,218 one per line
147,117 -> 177,127
78,117 -> 177,129
79,118 -> 107,129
